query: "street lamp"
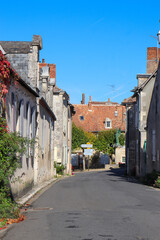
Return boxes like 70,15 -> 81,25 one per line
157,30 -> 160,44
150,30 -> 160,62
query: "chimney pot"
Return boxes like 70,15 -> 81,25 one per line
108,98 -> 110,102
89,96 -> 91,102
42,59 -> 45,63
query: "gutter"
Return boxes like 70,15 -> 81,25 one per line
18,78 -> 39,97
39,97 -> 56,121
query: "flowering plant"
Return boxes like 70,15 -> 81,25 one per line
0,50 -> 19,99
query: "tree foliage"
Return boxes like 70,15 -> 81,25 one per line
85,131 -> 96,144
72,124 -> 118,156
72,123 -> 88,150
119,133 -> 125,146
0,118 -> 32,218
93,129 -> 116,156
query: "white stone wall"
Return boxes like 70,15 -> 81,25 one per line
115,147 -> 125,164
5,82 -> 37,197
53,94 -> 63,163
35,104 -> 55,184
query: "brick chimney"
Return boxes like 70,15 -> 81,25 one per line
81,93 -> 85,104
88,96 -> 92,110
48,64 -> 56,86
39,59 -> 47,68
147,47 -> 160,73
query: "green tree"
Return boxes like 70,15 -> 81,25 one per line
94,129 -> 116,161
85,132 -> 96,144
119,133 -> 125,146
72,123 -> 88,150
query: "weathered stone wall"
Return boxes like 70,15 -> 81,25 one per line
7,54 -> 29,83
115,146 -> 125,164
53,94 -> 63,163
5,82 -> 37,198
36,104 -> 55,184
6,45 -> 39,89
147,63 -> 160,173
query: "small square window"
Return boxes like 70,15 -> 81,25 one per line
115,110 -> 118,117
80,116 -> 84,120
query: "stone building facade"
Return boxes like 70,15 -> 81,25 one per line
0,35 -> 74,197
53,85 -> 75,174
124,47 -> 159,176
5,79 -> 38,197
146,62 -> 160,173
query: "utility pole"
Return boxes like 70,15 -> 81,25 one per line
83,152 -> 86,171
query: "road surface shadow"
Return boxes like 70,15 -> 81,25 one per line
98,167 -> 142,186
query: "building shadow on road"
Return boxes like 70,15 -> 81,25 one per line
98,167 -> 142,185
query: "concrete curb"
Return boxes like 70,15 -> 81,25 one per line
16,177 -> 58,206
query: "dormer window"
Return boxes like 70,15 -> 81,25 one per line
80,116 -> 84,121
105,118 -> 112,129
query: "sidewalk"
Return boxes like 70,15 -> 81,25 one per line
73,164 -> 120,173
16,177 -> 58,205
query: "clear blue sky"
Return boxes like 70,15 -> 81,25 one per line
1,0 -> 160,104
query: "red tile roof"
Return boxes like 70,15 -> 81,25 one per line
72,102 -> 126,132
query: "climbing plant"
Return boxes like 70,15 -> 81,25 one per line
0,50 -> 19,99
0,50 -> 28,219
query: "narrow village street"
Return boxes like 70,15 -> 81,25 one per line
3,168 -> 160,240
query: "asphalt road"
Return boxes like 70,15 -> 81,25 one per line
4,168 -> 160,240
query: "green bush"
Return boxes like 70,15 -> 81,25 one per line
142,170 -> 160,186
54,162 -> 65,175
0,117 -> 33,218
155,176 -> 160,188
0,191 -> 20,218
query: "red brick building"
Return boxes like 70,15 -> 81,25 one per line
73,94 -> 126,133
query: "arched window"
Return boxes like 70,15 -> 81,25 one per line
19,100 -> 24,136
26,102 -> 31,139
31,106 -> 36,167
11,93 -> 16,132
42,114 -> 45,155
26,102 -> 31,160
31,106 -> 36,139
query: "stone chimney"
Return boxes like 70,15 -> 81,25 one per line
81,93 -> 85,104
147,47 -> 160,73
32,35 -> 42,50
